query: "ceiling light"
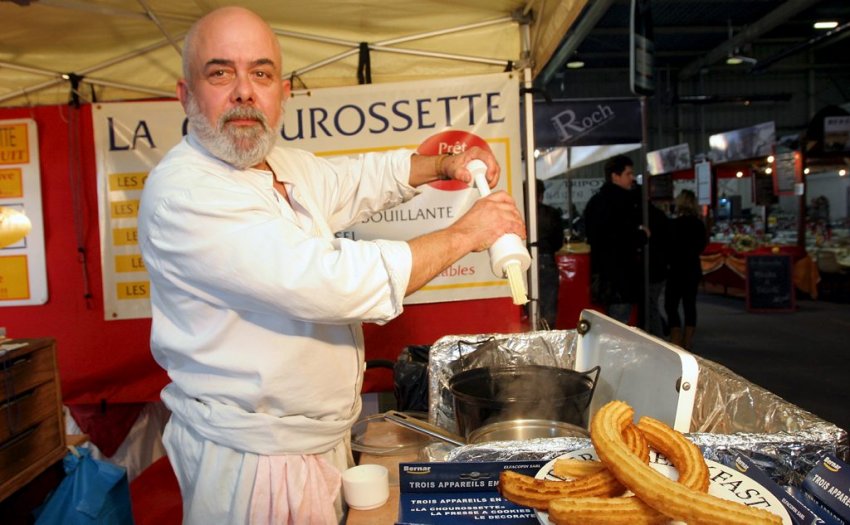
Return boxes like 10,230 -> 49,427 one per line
767,155 -> 775,163
765,167 -> 773,175
735,171 -> 743,178
814,21 -> 839,30
804,167 -> 810,175
840,169 -> 847,177
726,52 -> 757,66
566,59 -> 585,69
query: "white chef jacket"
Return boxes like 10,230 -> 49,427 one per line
138,135 -> 418,523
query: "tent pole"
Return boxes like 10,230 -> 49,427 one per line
522,65 -> 540,330
82,78 -> 174,98
0,79 -> 65,105
282,17 -> 516,78
136,0 -> 183,55
0,61 -> 60,78
276,16 -> 514,50
378,17 -> 516,46
369,46 -> 510,66
76,35 -> 186,76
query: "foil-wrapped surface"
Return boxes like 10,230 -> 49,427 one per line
427,330 -> 577,434
422,329 -> 848,484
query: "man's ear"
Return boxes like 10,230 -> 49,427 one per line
281,78 -> 292,104
176,79 -> 190,111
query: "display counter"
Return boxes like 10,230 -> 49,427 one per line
701,242 -> 820,298
345,328 -> 847,525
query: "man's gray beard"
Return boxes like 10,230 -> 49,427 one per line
186,96 -> 278,170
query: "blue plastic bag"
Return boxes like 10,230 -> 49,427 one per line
34,447 -> 134,525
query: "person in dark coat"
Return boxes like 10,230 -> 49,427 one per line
665,189 -> 707,349
535,179 -> 565,328
583,155 -> 649,324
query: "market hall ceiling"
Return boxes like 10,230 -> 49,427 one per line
539,0 -> 850,94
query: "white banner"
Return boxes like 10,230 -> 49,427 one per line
93,101 -> 185,320
0,119 -> 47,306
93,73 -> 522,319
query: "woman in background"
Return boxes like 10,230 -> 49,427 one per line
665,190 -> 707,350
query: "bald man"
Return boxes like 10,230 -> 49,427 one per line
138,6 -> 525,524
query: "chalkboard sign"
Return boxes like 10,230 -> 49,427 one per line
746,255 -> 795,312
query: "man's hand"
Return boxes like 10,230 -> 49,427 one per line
409,146 -> 501,189
449,191 -> 526,252
438,146 -> 500,189
405,190 -> 526,295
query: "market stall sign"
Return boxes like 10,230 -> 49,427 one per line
746,255 -> 794,312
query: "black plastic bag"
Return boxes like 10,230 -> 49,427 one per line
393,345 -> 430,412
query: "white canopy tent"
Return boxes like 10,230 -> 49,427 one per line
1,0 -> 591,327
1,0 -> 587,107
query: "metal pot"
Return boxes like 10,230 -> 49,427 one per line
383,411 -> 588,446
449,365 -> 600,438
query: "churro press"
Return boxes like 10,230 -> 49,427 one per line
467,159 -> 531,305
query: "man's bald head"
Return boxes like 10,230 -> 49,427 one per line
182,6 -> 282,85
176,6 -> 290,170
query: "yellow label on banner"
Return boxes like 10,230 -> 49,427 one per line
108,172 -> 147,191
117,280 -> 149,299
0,255 -> 30,300
0,168 -> 23,197
110,199 -> 140,218
0,124 -> 29,165
115,254 -> 146,273
112,227 -> 138,245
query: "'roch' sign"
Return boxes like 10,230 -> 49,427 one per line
534,99 -> 642,148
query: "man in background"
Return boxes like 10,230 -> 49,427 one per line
535,179 -> 565,328
583,155 -> 648,324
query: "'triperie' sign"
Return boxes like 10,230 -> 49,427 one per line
0,123 -> 29,165
0,119 -> 48,306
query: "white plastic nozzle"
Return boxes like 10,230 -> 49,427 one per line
467,159 -> 531,305
468,159 -> 492,197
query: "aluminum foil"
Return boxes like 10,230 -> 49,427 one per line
427,330 -> 577,434
422,329 -> 848,485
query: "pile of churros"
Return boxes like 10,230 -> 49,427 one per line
498,400 -> 782,524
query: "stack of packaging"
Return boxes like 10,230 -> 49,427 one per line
724,451 -> 850,525
798,454 -> 850,525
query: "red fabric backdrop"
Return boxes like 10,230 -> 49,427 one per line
0,103 -> 522,404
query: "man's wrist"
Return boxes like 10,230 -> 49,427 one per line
435,154 -> 452,180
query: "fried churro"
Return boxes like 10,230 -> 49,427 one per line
552,458 -> 605,479
552,458 -> 605,478
548,497 -> 667,525
548,405 -> 712,525
636,415 -> 709,493
590,400 -> 781,525
498,424 -> 648,510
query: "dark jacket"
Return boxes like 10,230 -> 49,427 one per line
668,215 -> 707,285
583,183 -> 648,304
536,202 -> 565,257
647,203 -> 671,284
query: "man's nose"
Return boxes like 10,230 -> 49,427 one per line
231,74 -> 255,104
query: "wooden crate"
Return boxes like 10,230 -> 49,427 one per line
0,339 -> 66,502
